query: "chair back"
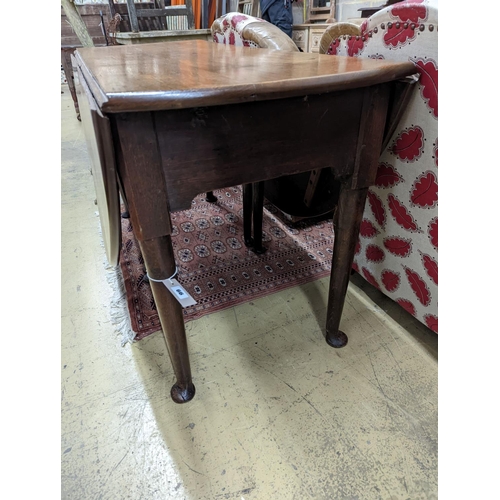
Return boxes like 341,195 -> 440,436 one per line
113,0 -> 196,32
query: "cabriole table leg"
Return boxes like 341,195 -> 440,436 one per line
138,235 -> 195,403
325,187 -> 369,348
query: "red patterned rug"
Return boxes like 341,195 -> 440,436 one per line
119,186 -> 335,341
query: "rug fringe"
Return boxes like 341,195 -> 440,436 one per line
95,211 -> 136,346
105,263 -> 137,346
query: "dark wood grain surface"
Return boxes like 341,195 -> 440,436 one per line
74,41 -> 416,403
75,40 -> 415,112
151,90 -> 362,212
74,60 -> 121,266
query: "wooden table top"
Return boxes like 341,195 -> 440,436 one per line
75,40 -> 416,113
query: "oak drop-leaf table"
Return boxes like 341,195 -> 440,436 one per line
73,40 -> 415,403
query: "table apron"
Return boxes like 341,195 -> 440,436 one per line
112,84 -> 391,241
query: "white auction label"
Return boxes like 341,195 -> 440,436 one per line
162,278 -> 197,307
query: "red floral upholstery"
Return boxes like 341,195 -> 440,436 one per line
212,13 -> 261,47
320,0 -> 438,333
211,12 -> 299,51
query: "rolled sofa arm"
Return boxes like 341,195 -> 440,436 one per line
319,22 -> 362,55
211,14 -> 299,52
320,1 -> 438,57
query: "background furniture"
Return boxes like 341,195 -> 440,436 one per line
61,2 -> 160,116
292,0 -> 335,52
113,0 -> 218,30
60,3 -> 123,118
61,46 -> 82,120
117,0 -> 194,31
61,1 -> 177,37
237,0 -> 259,16
319,0 -> 438,333
61,2 -> 111,120
109,0 -> 215,44
306,0 -> 334,23
114,27 -> 212,43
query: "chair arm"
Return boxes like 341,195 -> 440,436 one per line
212,13 -> 299,51
210,15 -> 225,36
242,21 -> 299,51
319,22 -> 362,54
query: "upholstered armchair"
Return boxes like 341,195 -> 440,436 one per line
319,0 -> 438,333
211,12 -> 299,51
210,12 -> 299,253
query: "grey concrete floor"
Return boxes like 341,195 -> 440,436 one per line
61,84 -> 438,500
